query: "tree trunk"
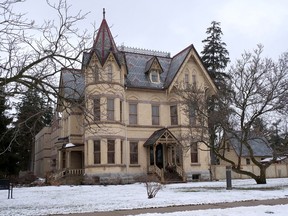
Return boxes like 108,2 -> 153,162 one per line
254,167 -> 267,184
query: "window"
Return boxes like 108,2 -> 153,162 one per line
130,142 -> 138,164
107,98 -> 114,121
94,140 -> 101,164
191,142 -> 198,163
107,140 -> 115,164
192,174 -> 200,181
170,105 -> 178,125
184,73 -> 189,87
120,140 -> 123,164
93,65 -> 99,82
188,102 -> 196,125
192,74 -> 197,86
150,70 -> 159,83
94,98 -> 101,121
246,158 -> 251,165
152,105 -> 159,125
129,103 -> 137,124
120,101 -> 123,122
107,65 -> 112,81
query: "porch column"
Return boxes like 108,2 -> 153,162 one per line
153,144 -> 156,167
58,150 -> 62,170
67,150 -> 71,168
163,143 -> 166,170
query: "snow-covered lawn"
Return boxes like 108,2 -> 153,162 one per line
1,178 -> 288,216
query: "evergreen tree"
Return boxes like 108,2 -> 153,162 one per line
201,21 -> 230,82
0,88 -> 17,176
201,21 -> 231,168
15,88 -> 53,171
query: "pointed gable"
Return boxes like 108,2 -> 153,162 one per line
145,56 -> 164,73
164,45 -> 192,88
91,9 -> 119,66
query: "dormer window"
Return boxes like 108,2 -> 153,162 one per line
150,70 -> 160,83
145,56 -> 163,84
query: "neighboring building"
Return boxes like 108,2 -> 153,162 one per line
34,11 -> 217,184
34,114 -> 60,177
34,127 -> 51,177
219,132 -> 273,166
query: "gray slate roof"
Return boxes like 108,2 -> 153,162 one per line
124,45 -> 192,90
228,132 -> 273,157
63,18 -> 208,98
60,68 -> 84,100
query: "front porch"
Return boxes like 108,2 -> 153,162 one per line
53,139 -> 84,183
144,128 -> 186,183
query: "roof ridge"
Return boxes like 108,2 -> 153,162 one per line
119,45 -> 170,58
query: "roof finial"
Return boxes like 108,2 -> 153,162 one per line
103,8 -> 106,19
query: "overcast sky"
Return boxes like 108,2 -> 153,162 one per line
16,0 -> 288,64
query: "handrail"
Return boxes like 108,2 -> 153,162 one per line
154,165 -> 164,182
175,165 -> 186,181
53,169 -> 84,180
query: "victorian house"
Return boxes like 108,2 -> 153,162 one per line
34,11 -> 217,184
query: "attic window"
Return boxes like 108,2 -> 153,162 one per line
150,70 -> 160,83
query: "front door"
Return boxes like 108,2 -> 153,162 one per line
156,144 -> 163,169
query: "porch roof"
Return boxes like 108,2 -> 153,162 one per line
143,128 -> 179,147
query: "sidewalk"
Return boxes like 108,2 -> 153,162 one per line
53,198 -> 288,216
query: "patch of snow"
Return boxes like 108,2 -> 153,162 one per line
0,178 -> 288,216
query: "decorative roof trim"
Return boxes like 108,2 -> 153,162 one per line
119,45 -> 170,58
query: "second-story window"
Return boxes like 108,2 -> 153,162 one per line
152,105 -> 159,125
189,102 -> 196,125
129,103 -> 137,124
107,98 -> 114,121
170,105 -> 178,125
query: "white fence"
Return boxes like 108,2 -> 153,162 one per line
212,164 -> 288,180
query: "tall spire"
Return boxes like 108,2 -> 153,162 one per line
91,9 -> 118,65
103,8 -> 105,19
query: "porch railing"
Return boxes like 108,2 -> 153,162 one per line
149,165 -> 164,182
54,169 -> 84,180
175,165 -> 186,182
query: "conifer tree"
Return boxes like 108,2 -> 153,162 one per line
15,88 -> 53,171
201,21 -> 231,168
0,88 -> 16,176
201,21 -> 230,83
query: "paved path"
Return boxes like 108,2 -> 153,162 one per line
52,198 -> 288,216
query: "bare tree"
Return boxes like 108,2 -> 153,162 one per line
0,0 -> 91,155
179,45 -> 288,184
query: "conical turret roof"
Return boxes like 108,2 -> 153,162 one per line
92,9 -> 118,65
